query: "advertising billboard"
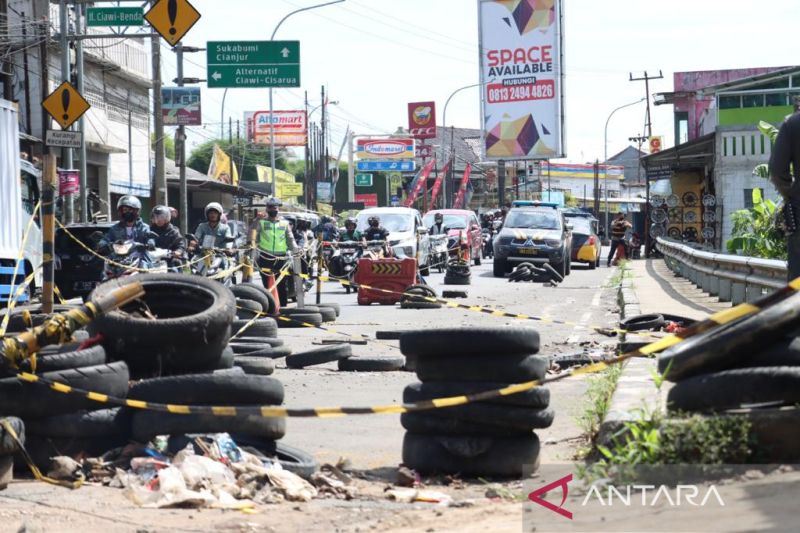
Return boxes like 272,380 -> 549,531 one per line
161,87 -> 201,126
245,110 -> 307,146
407,101 -> 436,139
478,0 -> 565,160
356,138 -> 415,160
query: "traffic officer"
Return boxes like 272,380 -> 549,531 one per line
251,198 -> 297,306
769,96 -> 800,281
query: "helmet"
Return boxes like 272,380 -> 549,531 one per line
151,205 -> 171,224
434,213 -> 443,222
368,216 -> 379,226
266,197 -> 282,208
345,217 -> 357,228
205,202 -> 223,217
117,195 -> 141,211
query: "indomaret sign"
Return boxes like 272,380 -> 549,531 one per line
478,0 -> 565,160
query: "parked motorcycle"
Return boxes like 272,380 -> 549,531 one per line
429,234 -> 449,273
103,240 -> 167,280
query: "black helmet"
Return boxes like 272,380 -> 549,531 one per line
368,216 -> 379,227
434,213 -> 443,222
345,217 -> 356,226
266,197 -> 282,208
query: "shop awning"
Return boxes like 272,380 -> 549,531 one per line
640,133 -> 715,181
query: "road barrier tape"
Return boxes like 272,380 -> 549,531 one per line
10,275 -> 800,418
0,202 -> 41,334
0,418 -> 82,489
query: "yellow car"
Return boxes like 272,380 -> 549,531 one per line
567,215 -> 601,269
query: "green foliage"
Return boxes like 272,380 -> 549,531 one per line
576,364 -> 624,441
725,188 -> 787,259
752,121 -> 780,179
186,139 -> 290,182
151,133 -> 176,161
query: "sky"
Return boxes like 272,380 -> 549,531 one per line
155,0 -> 800,165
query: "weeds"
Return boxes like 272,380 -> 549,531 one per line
576,364 -> 624,445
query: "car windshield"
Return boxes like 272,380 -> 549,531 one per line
568,217 -> 594,235
504,210 -> 561,230
422,213 -> 468,229
356,212 -> 413,233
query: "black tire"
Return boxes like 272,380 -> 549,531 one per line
0,417 -> 25,455
492,259 -> 506,278
232,318 -> 278,339
402,433 -> 540,477
315,303 -> 341,316
416,354 -> 549,383
227,437 -> 318,480
25,408 -> 129,438
0,344 -> 106,377
553,353 -> 594,369
229,343 -> 276,356
740,337 -> 800,367
400,285 -> 441,309
234,355 -> 275,375
401,410 -> 549,436
317,307 -> 337,323
216,346 -> 235,369
235,298 -> 263,319
400,326 -> 540,358
620,313 -> 665,332
19,435 -> 124,470
277,312 -> 323,328
229,337 -> 285,347
89,273 -> 235,374
443,275 -> 471,286
131,410 -> 286,443
280,306 -> 321,316
338,356 -> 406,372
0,362 -> 129,419
551,260 -> 566,279
375,330 -> 412,340
588,258 -> 597,270
658,293 -> 800,382
0,304 -> 80,333
509,267 -> 530,282
406,403 -> 554,431
667,367 -> 800,412
286,344 -> 352,369
230,283 -> 277,316
128,373 -> 284,405
543,263 -> 563,283
566,256 -> 572,276
400,299 -> 442,309
420,262 -> 430,276
441,290 -> 468,298
403,381 -> 550,408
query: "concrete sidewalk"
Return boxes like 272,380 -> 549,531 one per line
625,258 -> 730,321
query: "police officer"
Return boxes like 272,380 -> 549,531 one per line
769,96 -> 800,281
252,198 -> 297,306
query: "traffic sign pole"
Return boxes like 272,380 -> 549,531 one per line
59,0 -> 74,224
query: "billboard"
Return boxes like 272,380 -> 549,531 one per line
356,138 -> 415,160
245,110 -> 307,146
478,0 -> 565,160
162,87 -> 201,126
407,101 -> 436,139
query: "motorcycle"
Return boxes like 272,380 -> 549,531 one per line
191,237 -> 238,287
428,234 -> 449,273
363,239 -> 388,261
335,240 -> 361,294
103,240 -> 168,280
482,228 -> 494,259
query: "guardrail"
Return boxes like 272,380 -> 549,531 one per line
656,237 -> 787,305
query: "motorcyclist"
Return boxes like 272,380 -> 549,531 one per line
313,216 -> 340,242
339,217 -> 362,242
194,202 -> 233,251
150,205 -> 187,268
98,195 -> 153,253
362,215 -> 391,256
251,197 -> 298,306
429,212 -> 447,235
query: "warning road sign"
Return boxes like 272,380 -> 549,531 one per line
42,81 -> 90,130
145,0 -> 201,46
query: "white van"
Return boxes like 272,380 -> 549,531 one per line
356,207 -> 431,274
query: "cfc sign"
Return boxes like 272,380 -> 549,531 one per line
407,101 -> 436,139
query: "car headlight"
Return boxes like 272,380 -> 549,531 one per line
545,239 -> 562,248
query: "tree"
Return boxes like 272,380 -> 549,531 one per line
151,133 -> 175,160
186,139 -> 290,182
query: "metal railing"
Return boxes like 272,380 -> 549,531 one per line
656,237 -> 787,305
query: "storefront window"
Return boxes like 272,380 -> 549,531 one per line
719,95 -> 740,109
766,93 -> 788,106
742,94 -> 764,108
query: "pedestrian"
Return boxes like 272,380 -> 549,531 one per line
607,212 -> 631,267
769,96 -> 800,281
251,198 -> 297,306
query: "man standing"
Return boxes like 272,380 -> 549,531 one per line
769,97 -> 800,281
251,198 -> 297,306
607,212 -> 631,267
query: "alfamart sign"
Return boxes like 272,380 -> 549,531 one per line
478,0 -> 565,160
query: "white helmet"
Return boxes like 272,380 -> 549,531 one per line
205,202 -> 223,218
117,195 -> 141,211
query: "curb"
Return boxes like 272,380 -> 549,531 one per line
597,264 -> 661,447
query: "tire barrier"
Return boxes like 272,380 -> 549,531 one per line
508,262 -> 562,284
399,326 -> 551,477
443,259 -> 471,286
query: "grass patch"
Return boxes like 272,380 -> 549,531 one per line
576,364 -> 624,451
604,261 -> 632,288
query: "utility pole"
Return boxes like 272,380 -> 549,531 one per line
175,43 -> 187,234
593,159 -> 600,217
151,18 -> 166,206
630,71 -> 663,257
497,160 -> 505,206
321,85 -> 327,199
75,2 -> 88,222
0,0 -> 12,99
59,0 -> 73,223
34,0 -> 49,161
304,90 -> 310,207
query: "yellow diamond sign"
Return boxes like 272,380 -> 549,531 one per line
145,0 -> 201,46
42,81 -> 90,130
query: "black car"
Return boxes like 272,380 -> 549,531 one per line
55,223 -> 113,299
492,206 -> 573,277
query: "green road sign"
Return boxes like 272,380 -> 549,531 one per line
355,173 -> 373,187
206,41 -> 300,88
87,7 -> 144,27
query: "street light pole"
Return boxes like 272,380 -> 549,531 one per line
268,0 -> 345,197
603,97 -> 645,235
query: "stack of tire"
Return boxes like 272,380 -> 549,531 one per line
509,262 -> 563,284
400,285 -> 441,310
398,326 -> 553,477
0,418 -> 25,489
658,292 -> 800,418
277,302 -> 340,328
443,259 -> 471,285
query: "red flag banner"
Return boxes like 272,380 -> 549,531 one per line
453,164 -> 472,209
403,160 -> 435,207
428,161 -> 450,209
